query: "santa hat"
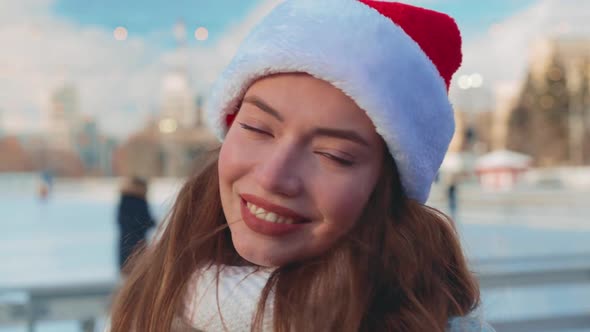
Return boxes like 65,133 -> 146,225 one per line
206,0 -> 462,204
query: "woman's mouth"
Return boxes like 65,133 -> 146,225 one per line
245,201 -> 298,224
239,194 -> 310,236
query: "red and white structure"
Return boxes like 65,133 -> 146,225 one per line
475,150 -> 532,191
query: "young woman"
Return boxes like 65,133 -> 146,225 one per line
109,1 -> 494,331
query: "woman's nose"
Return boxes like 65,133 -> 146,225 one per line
254,145 -> 303,197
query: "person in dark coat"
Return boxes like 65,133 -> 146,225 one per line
116,176 -> 156,273
448,181 -> 458,221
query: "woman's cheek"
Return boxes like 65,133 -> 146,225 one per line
219,130 -> 246,180
319,174 -> 372,226
221,130 -> 266,175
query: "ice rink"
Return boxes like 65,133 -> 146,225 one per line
1,176 -> 589,331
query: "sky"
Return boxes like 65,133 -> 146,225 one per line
1,0 -> 589,138
50,0 -> 536,45
52,0 -> 262,48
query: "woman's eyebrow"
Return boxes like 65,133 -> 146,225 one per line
312,127 -> 370,147
242,95 -> 284,122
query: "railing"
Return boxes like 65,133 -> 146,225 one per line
476,254 -> 590,331
0,281 -> 115,332
1,255 -> 589,332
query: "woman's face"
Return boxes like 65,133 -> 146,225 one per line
218,74 -> 384,267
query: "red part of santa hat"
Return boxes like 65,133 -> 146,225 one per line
359,0 -> 462,90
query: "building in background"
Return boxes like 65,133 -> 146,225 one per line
497,37 -> 590,166
115,96 -> 217,178
47,83 -> 81,153
0,83 -> 119,177
0,19 -> 216,178
20,133 -> 85,177
439,36 -> 590,192
160,70 -> 196,130
76,117 -> 101,174
113,122 -> 163,178
74,117 -> 117,176
115,20 -> 218,179
42,84 -> 118,176
475,150 -> 532,191
0,136 -> 33,172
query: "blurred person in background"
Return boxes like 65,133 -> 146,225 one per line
38,169 -> 54,201
116,176 -> 156,274
108,1 -> 494,331
448,178 -> 459,221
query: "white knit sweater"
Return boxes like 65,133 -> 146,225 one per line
184,266 -> 274,331
183,265 -> 495,332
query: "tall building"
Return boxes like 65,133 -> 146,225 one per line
98,136 -> 118,176
491,82 -> 521,151
161,70 -> 196,129
116,20 -> 218,178
157,20 -> 217,177
160,19 -> 197,130
498,37 -> 590,166
70,116 -> 119,176
47,83 -> 81,152
41,83 -> 117,176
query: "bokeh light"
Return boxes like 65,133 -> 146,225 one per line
470,73 -> 483,88
113,26 -> 128,41
194,27 -> 209,41
159,118 -> 178,133
458,73 -> 484,89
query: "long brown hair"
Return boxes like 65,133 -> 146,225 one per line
109,149 -> 479,331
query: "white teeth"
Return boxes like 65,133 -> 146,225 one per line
246,201 -> 297,224
265,212 -> 278,222
276,216 -> 295,224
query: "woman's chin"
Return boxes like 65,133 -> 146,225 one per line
233,241 -> 286,267
228,219 -> 286,267
230,236 -> 294,268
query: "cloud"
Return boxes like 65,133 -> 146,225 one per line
449,0 -> 590,110
0,0 -> 55,23
0,0 -> 284,138
0,0 -> 167,137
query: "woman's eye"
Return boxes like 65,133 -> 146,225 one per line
238,122 -> 273,137
316,152 -> 355,167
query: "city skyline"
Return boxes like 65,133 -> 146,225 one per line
1,0 -> 590,139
